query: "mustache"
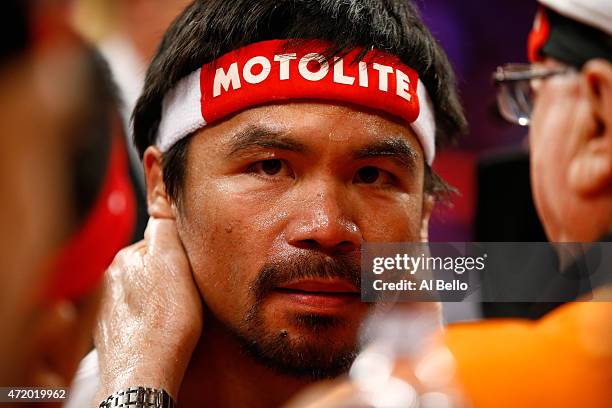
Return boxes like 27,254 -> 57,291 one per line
251,253 -> 361,301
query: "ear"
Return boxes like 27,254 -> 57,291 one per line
27,289 -> 101,387
419,194 -> 435,242
568,59 -> 612,195
143,146 -> 175,219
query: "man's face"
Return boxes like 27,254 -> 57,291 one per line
175,102 -> 428,377
529,60 -> 577,241
530,59 -> 610,241
0,36 -> 96,383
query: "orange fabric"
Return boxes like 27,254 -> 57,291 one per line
446,289 -> 612,408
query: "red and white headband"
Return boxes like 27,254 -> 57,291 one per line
157,39 -> 436,165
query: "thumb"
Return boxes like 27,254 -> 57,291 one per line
144,217 -> 191,272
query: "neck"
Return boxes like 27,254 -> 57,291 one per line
178,312 -> 313,408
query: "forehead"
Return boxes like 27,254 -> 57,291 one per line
192,102 -> 424,158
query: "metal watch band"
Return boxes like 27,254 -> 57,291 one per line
99,387 -> 175,408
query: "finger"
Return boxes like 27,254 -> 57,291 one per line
146,218 -> 182,250
144,216 -> 180,244
144,217 -> 192,273
143,209 -> 177,240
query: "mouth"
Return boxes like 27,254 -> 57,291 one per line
274,279 -> 361,310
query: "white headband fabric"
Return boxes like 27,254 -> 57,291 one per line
157,40 -> 437,165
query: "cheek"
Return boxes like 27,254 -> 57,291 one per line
176,178 -> 286,318
530,87 -> 579,238
354,192 -> 424,242
530,76 -> 587,177
530,126 -> 565,237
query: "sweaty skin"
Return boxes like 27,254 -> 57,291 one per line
96,102 -> 435,408
176,103 -> 426,355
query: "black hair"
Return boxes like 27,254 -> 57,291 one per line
133,0 -> 467,202
0,0 -> 29,62
69,46 -> 119,221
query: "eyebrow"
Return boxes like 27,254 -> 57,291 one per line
227,124 -> 308,157
353,137 -> 419,171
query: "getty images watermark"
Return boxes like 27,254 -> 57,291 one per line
361,242 -> 612,302
371,252 -> 487,292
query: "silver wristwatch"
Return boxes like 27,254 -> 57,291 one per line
99,387 -> 175,408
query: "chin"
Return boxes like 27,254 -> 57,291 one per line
243,316 -> 361,380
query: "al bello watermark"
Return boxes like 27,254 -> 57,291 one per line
369,253 -> 487,294
361,242 -> 612,303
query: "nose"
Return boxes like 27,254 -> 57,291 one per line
286,183 -> 362,255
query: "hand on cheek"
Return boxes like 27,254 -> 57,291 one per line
94,217 -> 203,403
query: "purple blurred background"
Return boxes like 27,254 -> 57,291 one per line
420,0 -> 538,241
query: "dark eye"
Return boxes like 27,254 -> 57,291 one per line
355,167 -> 381,184
354,166 -> 395,185
261,159 -> 282,175
247,159 -> 293,178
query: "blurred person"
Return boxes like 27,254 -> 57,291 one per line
73,0 -> 192,154
446,1 -> 612,407
0,0 -> 135,401
73,0 -> 192,138
73,0 -> 193,240
65,1 -> 468,407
